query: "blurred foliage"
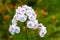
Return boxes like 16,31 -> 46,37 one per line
0,0 -> 60,40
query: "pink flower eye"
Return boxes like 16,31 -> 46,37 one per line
29,23 -> 32,26
30,16 -> 32,18
42,32 -> 44,35
22,10 -> 24,12
26,9 -> 27,10
12,27 -> 14,30
39,25 -> 42,27
17,13 -> 21,14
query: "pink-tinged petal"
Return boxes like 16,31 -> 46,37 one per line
15,26 -> 20,33
29,15 -> 36,21
9,25 -> 16,35
27,21 -> 34,28
39,26 -> 47,37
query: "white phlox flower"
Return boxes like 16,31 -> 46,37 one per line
17,14 -> 27,22
33,20 -> 38,29
29,15 -> 36,21
19,7 -> 26,15
27,20 -> 38,29
38,23 -> 47,37
39,25 -> 47,37
38,23 -> 45,29
13,14 -> 27,22
32,11 -> 37,18
9,25 -> 16,35
12,15 -> 18,25
9,5 -> 47,38
26,10 -> 34,16
27,21 -> 34,28
22,5 -> 32,10
16,7 -> 21,14
16,7 -> 26,15
15,26 -> 20,33
9,25 -> 20,35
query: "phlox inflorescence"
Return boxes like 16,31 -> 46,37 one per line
9,5 -> 47,37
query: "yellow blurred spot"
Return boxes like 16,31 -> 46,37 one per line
4,15 -> 10,20
28,29 -> 35,34
19,2 -> 24,6
51,16 -> 59,23
30,0 -> 35,2
5,4 -> 13,10
22,26 -> 27,31
41,10 -> 45,14
0,9 -> 5,14
14,5 -> 18,9
9,4 -> 13,9
28,32 -> 31,34
29,31 -> 33,34
9,35 -> 13,40
41,10 -> 48,16
4,26 -> 8,31
50,24 -> 53,27
38,0 -> 42,2
55,19 -> 59,23
35,10 -> 38,15
5,5 -> 10,10
51,16 -> 56,20
44,12 -> 48,16
0,2 -> 3,5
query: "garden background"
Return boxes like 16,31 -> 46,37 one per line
0,0 -> 60,40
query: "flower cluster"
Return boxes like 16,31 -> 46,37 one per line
38,24 -> 47,37
9,5 -> 47,37
9,25 -> 20,35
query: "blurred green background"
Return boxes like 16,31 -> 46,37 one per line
0,0 -> 60,40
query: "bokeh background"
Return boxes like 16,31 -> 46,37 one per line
0,0 -> 60,40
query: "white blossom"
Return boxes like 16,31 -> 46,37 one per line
16,7 -> 21,14
16,7 -> 26,15
39,26 -> 47,37
12,14 -> 27,22
9,25 -> 20,35
15,26 -> 20,33
26,10 -> 33,16
33,20 -> 38,29
29,15 -> 36,21
22,5 -> 32,10
17,14 -> 27,22
9,25 -> 16,35
27,21 -> 34,28
19,7 -> 26,15
12,15 -> 17,25
32,13 -> 37,18
26,9 -> 36,18
27,20 -> 38,29
38,23 -> 44,29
